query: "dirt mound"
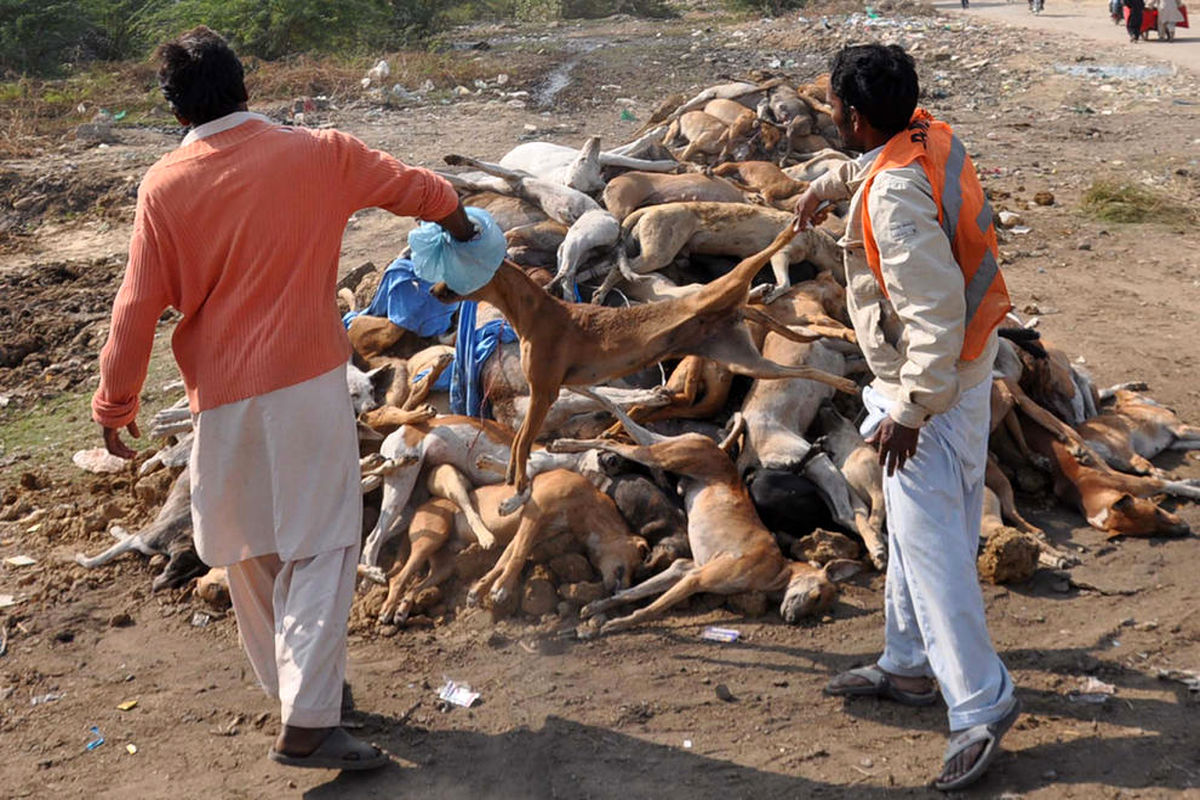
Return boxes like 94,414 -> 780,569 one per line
0,166 -> 137,250
0,256 -> 134,408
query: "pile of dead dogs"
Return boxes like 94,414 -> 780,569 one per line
77,74 -> 1200,636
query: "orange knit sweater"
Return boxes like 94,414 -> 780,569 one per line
91,119 -> 459,428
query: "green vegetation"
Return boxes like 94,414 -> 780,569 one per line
0,0 -> 676,77
1082,180 -> 1196,225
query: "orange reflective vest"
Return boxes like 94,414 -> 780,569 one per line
861,109 -> 1012,361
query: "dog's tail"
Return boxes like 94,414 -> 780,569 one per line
998,327 -> 1047,359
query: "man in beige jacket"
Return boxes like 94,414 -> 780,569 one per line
794,44 -> 1019,791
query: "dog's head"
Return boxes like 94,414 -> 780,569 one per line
778,558 -> 861,623
594,535 -> 649,593
346,362 -> 394,416
429,281 -> 463,304
1093,493 -> 1190,538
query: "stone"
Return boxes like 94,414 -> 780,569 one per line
548,553 -> 594,584
998,210 -> 1024,228
558,581 -> 606,605
194,568 -> 231,610
1034,191 -> 1055,206
715,683 -> 735,702
977,527 -> 1039,584
108,612 -> 134,628
791,529 -> 860,564
75,121 -> 117,144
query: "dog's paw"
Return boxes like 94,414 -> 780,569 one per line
466,587 -> 483,608
490,585 -> 510,607
747,283 -> 773,304
476,531 -> 497,550
498,488 -> 531,517
762,285 -> 789,305
378,606 -> 396,626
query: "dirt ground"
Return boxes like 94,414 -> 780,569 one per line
2,4 -> 1200,798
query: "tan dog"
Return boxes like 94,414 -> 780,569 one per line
601,171 -> 747,222
1078,387 -> 1200,476
1020,415 -> 1197,538
713,161 -> 810,209
548,395 -> 860,635
377,466 -> 646,623
611,202 -> 841,303
431,223 -> 858,509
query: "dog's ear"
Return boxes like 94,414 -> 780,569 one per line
633,536 -> 650,559
822,558 -> 863,584
367,365 -> 394,406
1113,493 -> 1137,512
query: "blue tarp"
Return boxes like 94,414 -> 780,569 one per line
449,301 -> 517,418
342,257 -> 458,337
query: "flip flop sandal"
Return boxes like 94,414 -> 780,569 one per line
933,696 -> 1022,792
269,727 -> 389,771
824,664 -> 938,707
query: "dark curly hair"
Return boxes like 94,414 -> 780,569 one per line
156,26 -> 248,126
828,44 -> 919,138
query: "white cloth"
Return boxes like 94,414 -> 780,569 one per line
189,362 -> 360,566
180,110 -> 274,146
226,543 -> 359,727
861,379 -> 1015,731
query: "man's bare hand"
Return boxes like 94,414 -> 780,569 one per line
434,201 -> 476,242
866,417 -> 920,477
102,421 -> 140,460
792,188 -> 830,232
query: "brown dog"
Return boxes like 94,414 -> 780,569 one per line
548,393 -> 860,635
431,223 -> 858,509
377,466 -> 646,623
713,161 -> 810,210
1078,388 -> 1200,476
1020,415 -> 1197,538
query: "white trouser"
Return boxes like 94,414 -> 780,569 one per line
225,543 -> 359,727
861,379 -> 1014,731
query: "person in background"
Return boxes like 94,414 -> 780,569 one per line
1148,0 -> 1185,38
1124,0 -> 1147,41
792,43 -> 1020,792
93,26 -> 473,771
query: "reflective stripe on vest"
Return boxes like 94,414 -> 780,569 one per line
860,109 -> 1012,361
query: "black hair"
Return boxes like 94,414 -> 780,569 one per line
828,44 -> 919,137
156,26 -> 248,126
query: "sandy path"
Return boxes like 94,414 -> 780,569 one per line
932,0 -> 1200,74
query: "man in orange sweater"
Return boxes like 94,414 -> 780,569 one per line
93,27 -> 473,770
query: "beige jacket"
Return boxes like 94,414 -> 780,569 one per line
810,152 -> 998,429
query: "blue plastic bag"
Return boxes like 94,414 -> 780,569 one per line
342,257 -> 458,337
408,206 -> 507,296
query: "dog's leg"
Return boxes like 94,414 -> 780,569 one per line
597,561 -> 730,635
402,353 -> 453,411
1156,480 -> 1200,501
720,413 -> 747,455
488,512 -> 546,608
362,455 -> 423,568
443,154 -> 528,187
696,327 -> 859,394
567,387 -> 669,447
74,527 -> 153,568
1099,381 -> 1150,402
1168,425 -> 1200,450
1005,378 -> 1085,445
426,465 -> 496,550
379,525 -> 448,625
580,558 -> 695,619
501,386 -> 556,514
394,549 -> 458,625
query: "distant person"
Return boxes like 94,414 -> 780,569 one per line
93,26 -> 473,770
1148,0 -> 1184,38
1124,0 -> 1147,40
1111,0 -> 1126,24
793,44 -> 1019,792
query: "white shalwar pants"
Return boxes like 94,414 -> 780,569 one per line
861,379 -> 1015,731
190,363 -> 362,728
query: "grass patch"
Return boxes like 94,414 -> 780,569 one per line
1081,180 -> 1196,225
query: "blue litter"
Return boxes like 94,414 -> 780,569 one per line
343,257 -> 459,337
86,725 -> 105,751
448,301 -> 517,418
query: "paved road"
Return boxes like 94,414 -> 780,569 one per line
932,0 -> 1200,75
